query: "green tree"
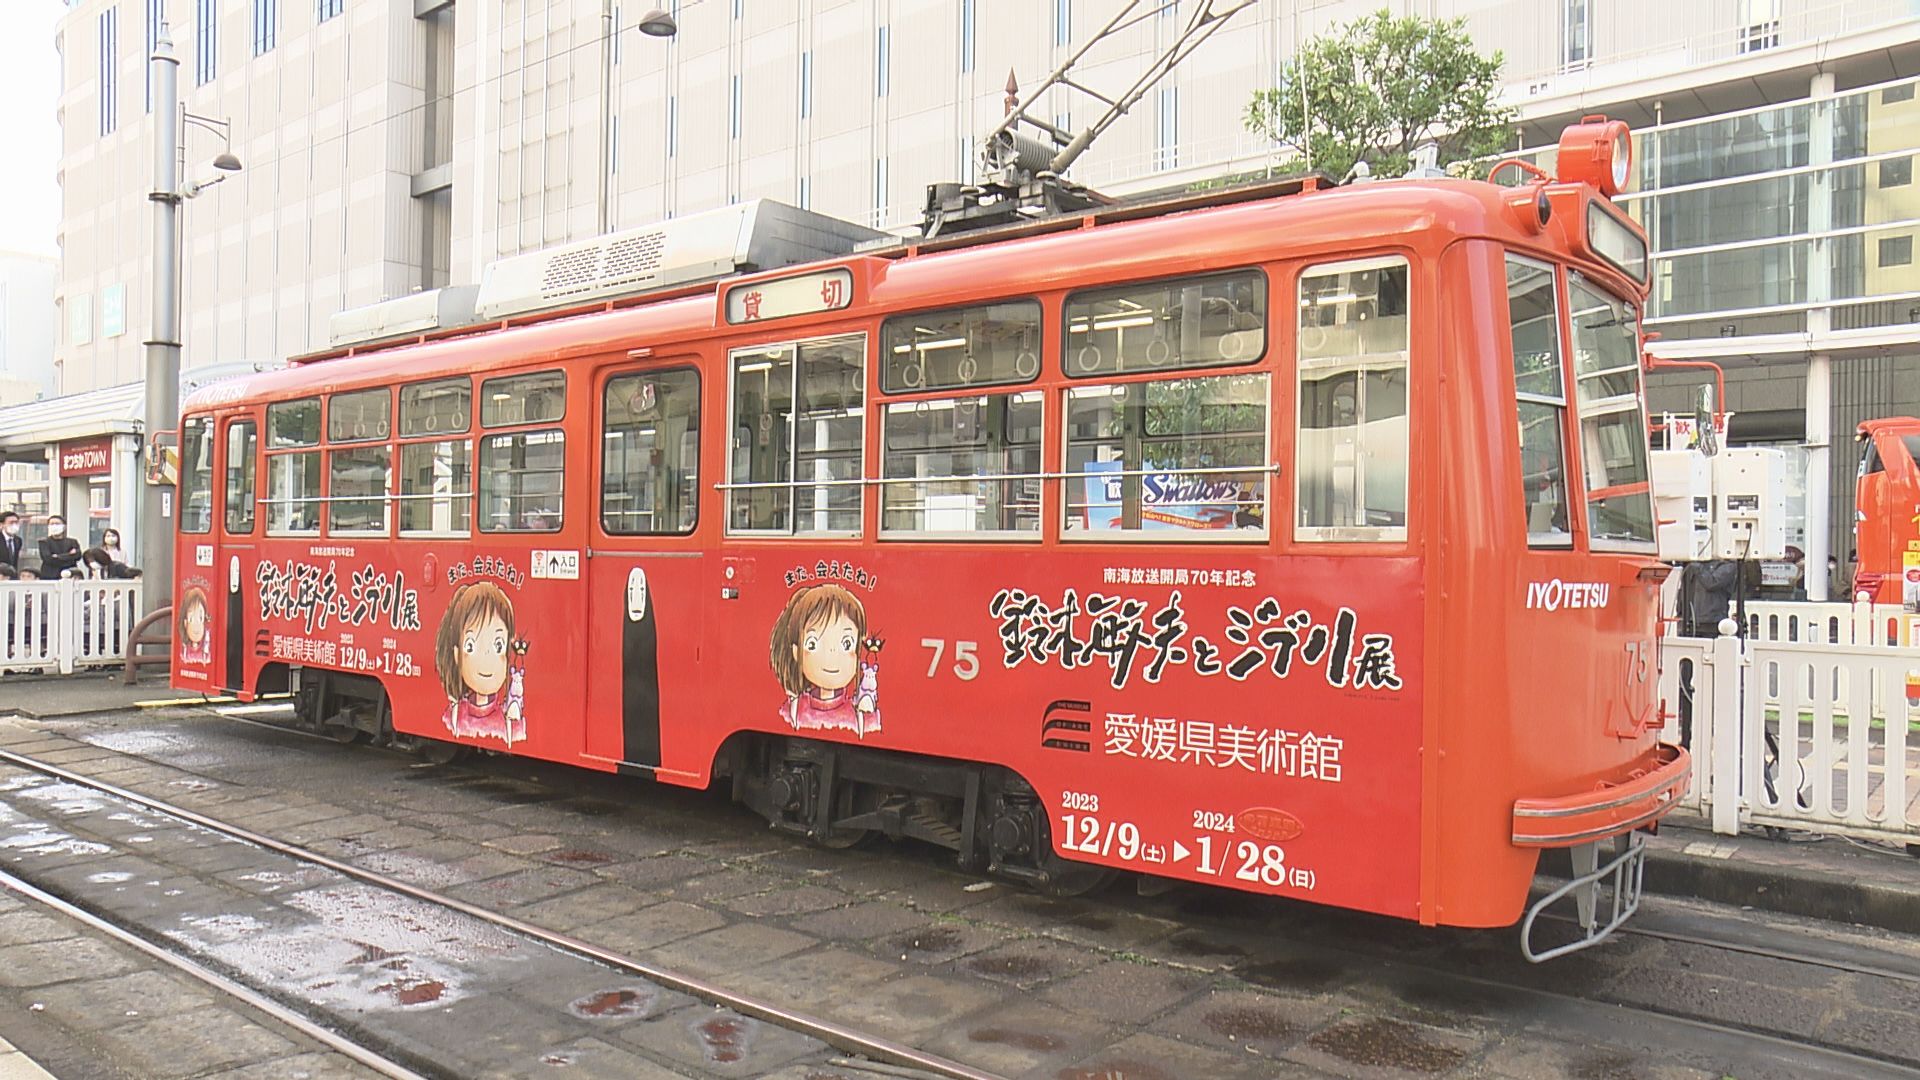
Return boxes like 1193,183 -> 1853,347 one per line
1242,9 -> 1515,181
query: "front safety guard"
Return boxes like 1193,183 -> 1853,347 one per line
1519,830 -> 1646,963
1511,743 -> 1690,848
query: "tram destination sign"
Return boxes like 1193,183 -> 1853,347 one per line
725,268 -> 853,324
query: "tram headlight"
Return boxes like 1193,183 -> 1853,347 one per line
1554,115 -> 1633,199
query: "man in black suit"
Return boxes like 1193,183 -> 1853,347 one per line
0,511 -> 23,577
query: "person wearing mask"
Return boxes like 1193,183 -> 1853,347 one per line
1676,558 -> 1741,751
83,530 -> 142,579
37,515 -> 83,580
0,511 -> 23,576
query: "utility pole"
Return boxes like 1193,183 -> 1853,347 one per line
141,23 -> 181,614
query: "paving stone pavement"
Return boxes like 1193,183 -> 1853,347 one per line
2,706 -> 1918,1079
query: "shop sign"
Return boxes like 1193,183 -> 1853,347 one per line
58,437 -> 114,477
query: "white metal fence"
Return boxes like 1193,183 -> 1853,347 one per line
1660,601 -> 1920,844
0,580 -> 145,675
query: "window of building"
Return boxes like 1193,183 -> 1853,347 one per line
727,334 -> 865,535
1568,273 -> 1654,549
398,440 -> 471,536
1156,85 -> 1178,170
179,417 -> 214,534
145,0 -> 161,112
1563,0 -> 1590,67
730,74 -> 741,139
1065,374 -> 1270,538
1885,84 -> 1917,106
99,7 -> 118,137
960,0 -> 975,73
481,371 -> 565,427
799,51 -> 811,119
1881,235 -> 1914,268
1738,0 -> 1780,53
317,0 -> 344,22
873,156 -> 888,218
882,392 -> 1042,537
798,175 -> 811,209
668,95 -> 677,158
479,430 -> 565,532
328,387 -> 391,443
1065,271 -> 1266,377
1881,156 -> 1913,188
195,0 -> 216,85
1055,0 -> 1070,46
1297,257 -> 1410,541
881,301 -> 1041,393
875,24 -> 889,97
252,0 -> 276,56
1506,255 -> 1571,546
224,419 -> 257,534
328,446 -> 389,535
602,369 -> 700,535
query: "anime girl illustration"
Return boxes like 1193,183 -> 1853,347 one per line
178,586 -> 212,665
434,581 -> 528,746
770,583 -> 882,737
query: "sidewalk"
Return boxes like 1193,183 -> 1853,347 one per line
0,1037 -> 57,1080
5,677 -> 1918,936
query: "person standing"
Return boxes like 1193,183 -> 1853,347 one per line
0,511 -> 24,577
37,515 -> 83,580
1676,558 -> 1740,751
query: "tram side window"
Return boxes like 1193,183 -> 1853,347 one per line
880,301 -> 1041,392
1506,255 -> 1572,546
728,333 -> 865,535
266,452 -> 321,535
328,445 -> 391,536
267,398 -> 320,449
1064,270 -> 1266,377
399,378 -> 473,537
179,417 -> 214,535
224,420 -> 257,535
1569,273 -> 1655,549
1064,374 -> 1270,538
482,371 -> 566,427
328,388 -> 391,443
881,391 -> 1043,537
1296,257 -> 1410,541
603,369 -> 700,535
480,429 -> 565,533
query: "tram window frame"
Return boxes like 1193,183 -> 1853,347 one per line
264,449 -> 322,537
879,299 -> 1042,393
179,416 -> 215,535
725,332 -> 867,537
1061,372 -> 1273,542
601,367 -> 701,536
397,377 -> 474,538
879,389 -> 1044,540
1063,269 -> 1268,378
1294,255 -> 1411,543
266,397 -> 321,449
223,418 -> 258,535
1567,270 -> 1656,552
327,442 -> 392,537
328,387 -> 393,443
481,370 -> 566,428
478,427 -> 566,534
1505,254 -> 1573,548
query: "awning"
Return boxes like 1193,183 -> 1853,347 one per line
0,382 -> 144,451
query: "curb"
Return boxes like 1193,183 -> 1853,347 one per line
1639,839 -> 1920,936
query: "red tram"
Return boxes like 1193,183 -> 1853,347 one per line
171,117 -> 1689,958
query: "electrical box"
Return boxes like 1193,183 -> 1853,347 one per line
1711,448 -> 1788,561
1650,449 -> 1713,562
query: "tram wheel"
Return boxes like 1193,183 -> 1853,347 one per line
414,738 -> 466,765
324,723 -> 365,745
1041,863 -> 1118,898
809,826 -> 871,850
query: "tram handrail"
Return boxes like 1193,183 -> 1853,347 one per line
711,462 -> 1286,491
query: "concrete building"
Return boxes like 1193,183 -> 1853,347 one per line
46,0 -> 1920,584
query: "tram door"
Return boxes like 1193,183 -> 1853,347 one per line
583,362 -> 708,771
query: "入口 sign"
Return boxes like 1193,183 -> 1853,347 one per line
531,549 -> 580,580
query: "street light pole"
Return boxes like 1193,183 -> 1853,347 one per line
140,23 -> 181,615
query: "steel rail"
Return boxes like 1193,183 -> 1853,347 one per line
0,866 -> 430,1080
1537,911 -> 1920,986
0,746 -> 999,1080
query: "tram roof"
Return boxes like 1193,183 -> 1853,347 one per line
194,178 -> 1566,412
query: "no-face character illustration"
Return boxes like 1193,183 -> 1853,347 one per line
770,583 -> 882,736
435,581 -> 528,745
179,586 -> 212,665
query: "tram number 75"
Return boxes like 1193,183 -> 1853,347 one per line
921,638 -> 981,681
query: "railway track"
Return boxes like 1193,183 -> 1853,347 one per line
0,744 -> 995,1080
